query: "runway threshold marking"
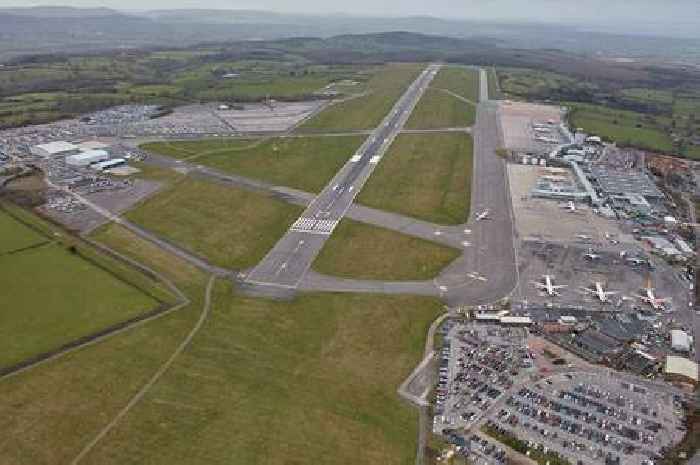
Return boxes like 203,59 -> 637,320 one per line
290,217 -> 339,235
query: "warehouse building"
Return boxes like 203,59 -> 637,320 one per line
65,149 -> 109,167
31,141 -> 79,158
664,356 -> 698,386
670,329 -> 691,353
590,167 -> 664,200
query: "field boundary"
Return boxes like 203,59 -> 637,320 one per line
0,203 -> 190,379
70,275 -> 216,465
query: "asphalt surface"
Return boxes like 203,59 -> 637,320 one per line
139,67 -> 519,306
299,70 -> 518,306
244,64 -> 442,289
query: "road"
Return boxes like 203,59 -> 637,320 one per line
243,64 -> 442,289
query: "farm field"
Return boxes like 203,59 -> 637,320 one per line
180,135 -> 365,193
313,219 -> 460,281
568,102 -> 674,152
0,55 -> 369,129
77,282 -> 444,465
125,178 -> 303,270
431,66 -> 480,103
405,89 -> 475,129
300,63 -> 424,131
0,223 -> 209,465
357,133 -> 473,225
0,208 -> 161,369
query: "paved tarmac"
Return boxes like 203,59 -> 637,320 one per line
244,64 -> 442,289
142,68 -> 519,305
300,70 -> 518,306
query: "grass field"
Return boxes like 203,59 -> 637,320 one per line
0,208 -> 161,369
300,63 -> 424,131
313,219 -> 460,281
126,178 -> 303,269
77,282 -> 444,465
0,223 -> 210,465
568,102 -> 674,152
431,66 -> 480,103
357,133 -> 473,225
140,138 -> 257,160
405,89 -> 475,129
488,68 -> 500,100
0,209 -> 47,253
158,135 -> 365,193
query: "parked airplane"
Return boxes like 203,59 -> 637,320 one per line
475,209 -> 491,221
584,249 -> 601,260
561,201 -> 576,212
533,275 -> 567,296
466,271 -> 488,282
626,256 -> 648,266
581,282 -> 618,303
635,279 -> 671,311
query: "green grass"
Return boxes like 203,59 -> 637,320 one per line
314,219 -> 460,281
78,281 -> 444,465
357,133 -> 473,225
0,224 -> 210,465
488,67 -> 499,100
0,208 -> 163,368
405,89 -> 475,129
126,178 -> 303,269
0,209 -> 47,253
620,88 -> 674,106
431,66 -> 480,103
184,135 -> 364,193
300,63 -> 424,131
140,138 -> 257,160
568,102 -> 674,152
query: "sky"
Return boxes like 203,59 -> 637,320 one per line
2,0 -> 699,27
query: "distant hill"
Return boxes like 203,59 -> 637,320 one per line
0,6 -> 120,17
0,7 -> 697,64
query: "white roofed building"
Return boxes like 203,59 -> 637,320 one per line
664,356 -> 698,385
66,150 -> 109,167
31,141 -> 79,157
670,329 -> 691,353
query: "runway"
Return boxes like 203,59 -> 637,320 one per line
244,64 -> 442,289
298,68 -> 519,306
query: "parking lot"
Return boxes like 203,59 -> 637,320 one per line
487,370 -> 686,465
433,322 -> 534,434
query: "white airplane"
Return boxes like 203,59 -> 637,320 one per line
561,201 -> 576,212
475,209 -> 490,221
626,257 -> 647,266
533,275 -> 567,297
635,280 -> 671,311
581,282 -> 618,303
466,271 -> 488,282
584,249 -> 601,260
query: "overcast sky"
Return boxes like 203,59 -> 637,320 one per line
3,0 -> 699,26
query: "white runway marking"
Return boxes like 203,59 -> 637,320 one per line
370,155 -> 381,164
350,155 -> 361,162
290,217 -> 338,235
